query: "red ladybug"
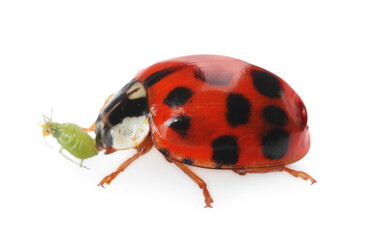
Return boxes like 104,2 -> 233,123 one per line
90,55 -> 315,207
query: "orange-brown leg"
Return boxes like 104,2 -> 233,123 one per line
81,94 -> 114,132
81,123 -> 96,132
233,166 -> 285,175
98,135 -> 153,187
173,161 -> 214,208
282,166 -> 316,184
233,165 -> 316,184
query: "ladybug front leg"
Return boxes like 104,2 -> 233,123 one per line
98,135 -> 153,187
80,122 -> 96,132
81,94 -> 114,132
172,161 -> 214,208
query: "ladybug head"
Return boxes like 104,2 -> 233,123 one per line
94,81 -> 150,152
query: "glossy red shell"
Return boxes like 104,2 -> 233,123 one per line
135,55 -> 310,169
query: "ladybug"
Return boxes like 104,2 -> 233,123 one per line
89,55 -> 315,207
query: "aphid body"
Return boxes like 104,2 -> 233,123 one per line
42,116 -> 98,166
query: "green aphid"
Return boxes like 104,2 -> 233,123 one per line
41,115 -> 98,168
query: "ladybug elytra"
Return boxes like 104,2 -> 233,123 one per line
89,55 -> 315,207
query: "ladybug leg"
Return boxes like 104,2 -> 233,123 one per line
98,94 -> 114,112
282,166 -> 316,185
233,166 -> 316,184
104,146 -> 117,155
233,166 -> 285,175
80,122 -> 95,132
172,161 -> 214,208
81,94 -> 114,132
98,135 -> 153,187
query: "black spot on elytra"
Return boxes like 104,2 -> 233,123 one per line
262,129 -> 290,160
226,93 -> 251,126
212,136 -> 239,165
159,148 -> 169,157
193,67 -> 233,85
164,87 -> 193,107
182,158 -> 193,165
144,67 -> 181,88
251,70 -> 282,98
263,106 -> 288,126
168,115 -> 191,137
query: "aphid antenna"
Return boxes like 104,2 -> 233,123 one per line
40,121 -> 54,148
40,107 -> 54,148
42,134 -> 53,148
45,107 -> 53,122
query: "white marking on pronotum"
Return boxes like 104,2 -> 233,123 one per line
127,81 -> 147,100
111,115 -> 150,149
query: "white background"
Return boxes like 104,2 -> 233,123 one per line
1,1 -> 375,239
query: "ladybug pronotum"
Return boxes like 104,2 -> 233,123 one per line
88,55 -> 315,207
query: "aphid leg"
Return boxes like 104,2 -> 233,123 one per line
282,166 -> 316,184
233,166 -> 316,184
98,135 -> 153,187
41,133 -> 53,149
59,148 -> 89,169
82,94 -> 114,132
172,161 -> 214,208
